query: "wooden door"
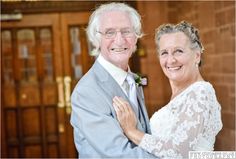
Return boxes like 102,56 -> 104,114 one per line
59,12 -> 94,157
1,12 -> 92,158
60,12 -> 93,88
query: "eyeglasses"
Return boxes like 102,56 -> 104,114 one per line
97,28 -> 135,39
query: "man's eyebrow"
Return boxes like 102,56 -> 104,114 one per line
104,27 -> 131,30
104,28 -> 115,30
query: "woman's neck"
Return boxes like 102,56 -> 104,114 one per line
170,73 -> 203,100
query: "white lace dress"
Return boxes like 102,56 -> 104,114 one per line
139,81 -> 223,159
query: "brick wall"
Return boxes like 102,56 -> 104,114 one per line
137,1 -> 235,150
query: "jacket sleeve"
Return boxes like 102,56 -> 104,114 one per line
70,84 -> 156,158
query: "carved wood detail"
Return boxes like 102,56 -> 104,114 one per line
1,1 -> 136,14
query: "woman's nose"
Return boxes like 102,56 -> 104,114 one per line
167,54 -> 177,63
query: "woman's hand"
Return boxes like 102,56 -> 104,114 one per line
113,96 -> 137,134
113,96 -> 144,144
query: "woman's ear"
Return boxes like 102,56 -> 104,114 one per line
195,51 -> 201,64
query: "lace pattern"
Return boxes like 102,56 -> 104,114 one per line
139,81 -> 223,158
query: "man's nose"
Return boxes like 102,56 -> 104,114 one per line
114,32 -> 126,44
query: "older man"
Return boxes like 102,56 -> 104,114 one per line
70,2 -> 156,158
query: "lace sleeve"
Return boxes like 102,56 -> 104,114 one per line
139,83 -> 222,158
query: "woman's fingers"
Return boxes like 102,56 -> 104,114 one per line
112,96 -> 138,135
117,97 -> 135,115
113,96 -> 135,115
113,96 -> 125,112
113,96 -> 126,112
113,96 -> 125,106
113,102 -> 121,116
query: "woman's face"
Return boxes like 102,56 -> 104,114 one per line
158,32 -> 201,84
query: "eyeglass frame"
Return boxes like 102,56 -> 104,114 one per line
96,28 -> 136,39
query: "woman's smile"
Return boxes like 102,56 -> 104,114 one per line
166,65 -> 182,71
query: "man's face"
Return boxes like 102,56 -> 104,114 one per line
99,11 -> 138,70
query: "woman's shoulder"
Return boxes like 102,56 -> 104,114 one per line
187,81 -> 221,108
189,81 -> 216,94
191,80 -> 212,88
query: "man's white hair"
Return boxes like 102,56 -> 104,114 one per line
86,2 -> 143,56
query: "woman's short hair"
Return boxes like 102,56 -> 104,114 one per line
86,2 -> 143,56
155,21 -> 204,54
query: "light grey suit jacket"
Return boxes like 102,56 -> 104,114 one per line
70,60 -> 156,158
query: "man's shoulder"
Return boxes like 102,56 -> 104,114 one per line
75,67 -> 98,88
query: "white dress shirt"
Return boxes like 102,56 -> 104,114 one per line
97,54 -> 129,96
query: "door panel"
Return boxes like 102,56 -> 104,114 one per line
1,13 -> 92,158
60,12 -> 94,157
2,14 -> 62,157
61,12 -> 93,83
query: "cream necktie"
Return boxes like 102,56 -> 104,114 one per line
126,74 -> 139,114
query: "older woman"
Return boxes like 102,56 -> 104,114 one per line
113,21 -> 223,158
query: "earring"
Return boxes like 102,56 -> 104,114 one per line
195,63 -> 199,67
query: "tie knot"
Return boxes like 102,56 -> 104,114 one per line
126,73 -> 135,85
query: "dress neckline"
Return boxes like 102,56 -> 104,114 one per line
169,80 -> 209,104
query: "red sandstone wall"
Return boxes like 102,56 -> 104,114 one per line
137,1 -> 235,150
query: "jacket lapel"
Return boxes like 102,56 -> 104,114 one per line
92,61 -> 151,133
92,60 -> 129,104
136,86 -> 151,133
130,73 -> 151,133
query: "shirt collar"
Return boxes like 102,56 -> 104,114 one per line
97,54 -> 129,86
